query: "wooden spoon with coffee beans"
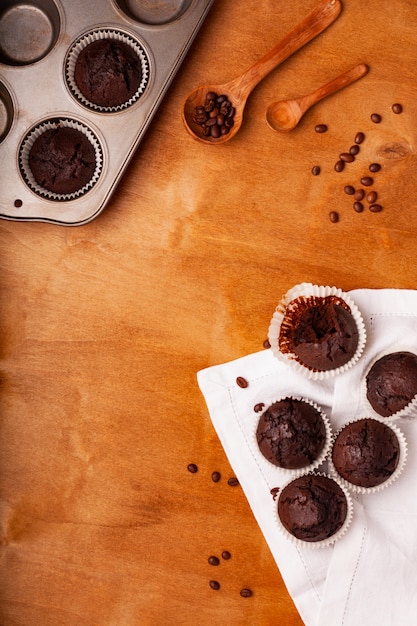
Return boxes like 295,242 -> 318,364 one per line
266,63 -> 369,132
182,0 -> 342,144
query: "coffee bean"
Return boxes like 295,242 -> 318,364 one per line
208,556 -> 220,566
350,145 -> 360,155
210,125 -> 221,138
344,185 -> 355,195
221,551 -> 231,560
209,580 -> 220,590
334,160 -> 345,172
187,463 -> 198,473
339,152 -> 354,163
240,588 -> 253,598
361,176 -> 374,186
355,132 -> 365,144
392,103 -> 403,114
329,211 -> 339,223
371,113 -> 382,123
315,124 -> 328,133
369,162 -> 381,172
254,403 -> 265,413
354,189 -> 365,200
211,471 -> 221,483
367,190 -> 378,203
369,204 -> 383,212
236,376 -> 248,388
263,339 -> 271,349
353,201 -> 364,213
228,477 -> 240,487
311,165 -> 321,176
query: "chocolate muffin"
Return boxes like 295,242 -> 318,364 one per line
279,295 -> 359,371
366,351 -> 417,417
331,418 -> 400,488
29,126 -> 96,194
74,38 -> 142,107
256,398 -> 327,469
277,474 -> 348,542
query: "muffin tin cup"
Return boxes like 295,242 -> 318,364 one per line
361,346 -> 417,421
268,283 -> 367,381
328,417 -> 407,495
273,471 -> 353,549
253,396 -> 333,477
65,28 -> 150,113
19,117 -> 103,201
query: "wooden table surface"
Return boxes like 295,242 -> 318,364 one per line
1,1 -> 417,624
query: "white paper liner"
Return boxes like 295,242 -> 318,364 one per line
268,282 -> 367,381
254,396 -> 333,477
328,417 -> 407,495
361,346 -> 417,421
65,29 -> 150,113
19,117 -> 103,201
273,472 -> 353,549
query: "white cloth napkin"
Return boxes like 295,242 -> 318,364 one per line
197,289 -> 417,626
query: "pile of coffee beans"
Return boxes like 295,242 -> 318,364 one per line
193,91 -> 236,139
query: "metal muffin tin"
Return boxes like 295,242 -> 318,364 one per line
0,0 -> 214,225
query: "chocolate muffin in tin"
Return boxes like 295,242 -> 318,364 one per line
65,29 -> 150,112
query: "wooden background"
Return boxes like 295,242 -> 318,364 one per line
1,0 -> 417,624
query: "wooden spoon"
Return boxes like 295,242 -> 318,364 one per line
266,63 -> 369,132
182,0 -> 342,145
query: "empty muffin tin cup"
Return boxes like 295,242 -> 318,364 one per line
65,28 -> 150,113
115,0 -> 192,25
0,82 -> 14,143
328,417 -> 407,495
19,117 -> 103,201
268,283 -> 367,381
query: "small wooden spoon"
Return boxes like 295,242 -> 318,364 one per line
182,0 -> 342,144
266,63 -> 369,132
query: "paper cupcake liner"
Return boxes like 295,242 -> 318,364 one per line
19,117 -> 103,201
268,283 -> 367,381
273,471 -> 353,549
65,29 -> 150,113
361,346 -> 417,421
328,417 -> 407,495
254,396 -> 333,477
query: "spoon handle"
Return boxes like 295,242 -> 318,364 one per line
300,63 -> 369,110
229,0 -> 342,99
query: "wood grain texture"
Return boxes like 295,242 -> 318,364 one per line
1,0 -> 417,624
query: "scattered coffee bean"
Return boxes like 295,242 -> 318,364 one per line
361,176 -> 374,186
193,92 -> 235,138
355,131 -> 365,144
344,185 -> 355,195
209,580 -> 220,590
369,204 -> 383,212
366,190 -> 378,203
329,211 -> 339,223
392,103 -> 403,114
315,124 -> 328,133
263,339 -> 271,349
254,402 -> 265,413
311,165 -> 321,176
211,471 -> 221,483
353,201 -> 364,213
208,556 -> 220,566
228,477 -> 240,487
240,588 -> 253,598
187,463 -> 198,473
221,551 -> 231,560
371,113 -> 382,123
339,152 -> 354,163
349,144 -> 360,155
334,160 -> 345,172
236,376 -> 248,388
369,162 -> 381,172
354,189 -> 365,200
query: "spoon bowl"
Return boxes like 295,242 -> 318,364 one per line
182,0 -> 342,145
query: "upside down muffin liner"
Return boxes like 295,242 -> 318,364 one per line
328,417 -> 407,495
253,396 -> 333,477
268,283 -> 367,381
19,117 -> 103,201
273,472 -> 353,549
361,346 -> 417,422
65,28 -> 150,113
